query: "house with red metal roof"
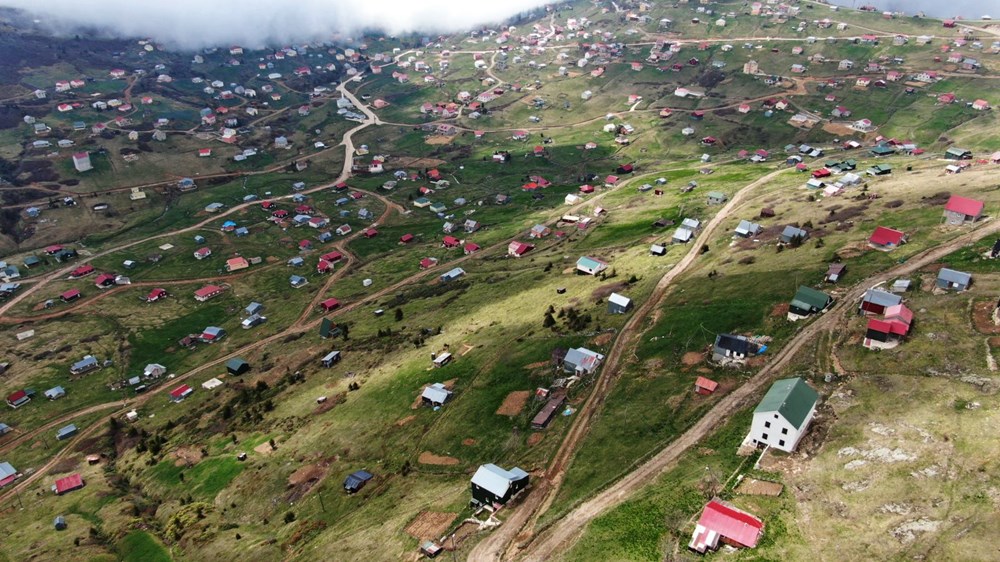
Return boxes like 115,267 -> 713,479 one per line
442,236 -> 461,248
943,195 -> 984,225
94,273 -> 117,288
463,242 -> 480,255
320,298 -> 340,312
694,376 -> 718,395
52,473 -> 85,495
61,289 -> 81,302
419,257 -> 438,269
70,264 -> 95,278
193,247 -> 212,260
6,390 -> 30,408
864,317 -> 910,349
508,241 -> 534,257
868,226 -> 907,250
169,384 -> 193,402
400,233 -> 414,244
193,285 -> 224,302
689,499 -> 764,553
320,251 -> 343,263
147,288 -> 167,302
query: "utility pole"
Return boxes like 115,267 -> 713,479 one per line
316,489 -> 326,513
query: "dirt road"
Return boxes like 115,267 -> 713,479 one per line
516,219 -> 1000,561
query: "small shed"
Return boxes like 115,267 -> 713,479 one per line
226,358 -> 250,375
694,376 -> 718,395
54,516 -> 67,530
825,263 -> 846,283
937,268 -> 971,291
706,191 -> 728,205
44,386 -> 66,400
608,293 -> 633,314
344,470 -> 373,493
421,383 -> 452,407
321,350 -> 342,367
56,424 -> 78,441
650,244 -> 666,256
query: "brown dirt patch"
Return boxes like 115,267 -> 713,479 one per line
425,135 -> 453,145
171,446 -> 205,467
266,255 -> 280,263
418,452 -> 459,465
822,122 -> 855,136
496,390 -> 531,416
972,300 -> 1000,334
527,433 -> 544,447
254,441 -> 276,455
462,438 -> 477,446
313,392 -> 346,415
49,456 -> 80,474
735,477 -> 784,496
395,415 -> 416,427
591,333 -> 613,346
524,361 -> 548,369
460,343 -> 475,356
591,281 -> 628,301
449,521 -> 481,547
286,460 -> 332,503
394,156 -> 447,168
681,352 -> 705,366
770,302 -> 790,317
405,511 -> 458,540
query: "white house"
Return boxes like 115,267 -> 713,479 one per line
744,377 -> 818,453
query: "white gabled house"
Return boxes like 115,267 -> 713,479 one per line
744,377 -> 818,453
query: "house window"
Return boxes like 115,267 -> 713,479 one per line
773,414 -> 779,419
764,421 -> 771,428
779,439 -> 786,447
761,433 -> 769,441
781,427 -> 788,435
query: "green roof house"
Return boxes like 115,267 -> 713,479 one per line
745,377 -> 819,453
787,286 -> 833,320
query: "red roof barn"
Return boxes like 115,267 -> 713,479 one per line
868,226 -> 906,249
53,473 -> 85,495
694,376 -> 718,395
689,499 -> 764,553
169,384 -> 193,402
61,289 -> 81,302
70,264 -> 95,278
320,298 -> 340,312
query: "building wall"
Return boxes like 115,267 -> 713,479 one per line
748,404 -> 815,453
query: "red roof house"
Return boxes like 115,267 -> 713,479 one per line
943,195 -> 984,224
427,169 -> 442,181
579,184 -> 595,194
194,285 -> 223,302
147,288 -> 167,302
689,499 -> 764,553
169,384 -> 193,402
508,241 -> 534,257
70,264 -> 95,278
53,473 -> 85,495
45,245 -> 65,255
812,168 -> 832,179
869,226 -> 906,249
442,236 -> 461,248
94,273 -> 117,288
463,242 -> 480,255
61,289 -> 81,302
320,251 -> 344,263
363,228 -> 378,238
400,233 -> 415,244
694,376 -> 718,395
419,257 -> 438,269
605,175 -> 620,186
883,304 -> 913,330
320,298 -> 340,312
317,259 -> 334,274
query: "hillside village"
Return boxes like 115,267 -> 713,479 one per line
1,1 -> 1000,560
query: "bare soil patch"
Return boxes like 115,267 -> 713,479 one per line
418,452 -> 460,465
394,156 -> 447,168
462,438 -> 477,446
425,135 -> 453,145
496,390 -> 531,416
735,478 -> 784,496
681,352 -> 704,366
49,456 -> 80,474
972,299 -> 1000,334
527,433 -> 545,447
405,511 -> 458,540
395,415 -> 416,427
822,122 -> 855,136
524,361 -> 548,370
171,445 -> 206,467
254,441 -> 276,455
450,521 -> 481,547
591,281 -> 628,301
286,460 -> 332,503
770,302 -> 790,317
591,333 -> 613,346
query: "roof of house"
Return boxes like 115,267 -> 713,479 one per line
714,333 -> 755,355
735,220 -> 760,235
754,377 -> 818,429
53,473 -> 83,494
421,383 -> 452,404
791,286 -> 831,311
870,226 -> 905,246
471,464 -> 529,497
944,195 -> 984,217
344,469 -> 373,489
862,288 -> 901,307
0,462 -> 15,480
169,384 -> 192,399
564,347 -> 604,370
884,303 -> 914,325
694,499 -> 764,549
226,358 -> 248,370
576,256 -> 607,270
938,267 -> 971,285
608,293 -> 631,307
695,376 -> 718,391
781,225 -> 808,239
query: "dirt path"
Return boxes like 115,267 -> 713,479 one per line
515,218 -> 1000,561
0,400 -> 126,456
469,169 -> 789,561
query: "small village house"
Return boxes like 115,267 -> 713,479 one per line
860,289 -> 902,315
937,268 -> 971,291
608,293 -> 633,314
694,376 -> 718,395
868,227 -> 906,251
576,256 -> 608,276
421,383 -> 452,407
689,499 -> 764,553
712,334 -> 761,364
343,470 -> 373,494
744,377 -> 818,453
563,347 -> 605,375
226,358 -> 250,375
52,473 -> 85,495
531,391 -> 567,430
942,195 -> 984,225
787,286 -> 832,321
825,263 -> 846,283
470,464 -> 529,507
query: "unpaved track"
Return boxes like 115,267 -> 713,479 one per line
469,169 -> 788,561
516,219 -> 1000,561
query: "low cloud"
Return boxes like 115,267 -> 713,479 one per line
0,0 -> 550,50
